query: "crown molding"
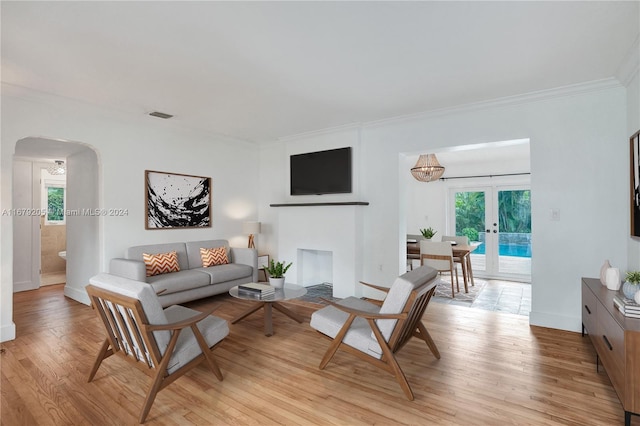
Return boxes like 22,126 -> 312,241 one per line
271,77 -> 624,142
617,35 -> 640,87
363,78 -> 624,130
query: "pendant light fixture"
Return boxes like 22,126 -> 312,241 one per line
47,160 -> 66,176
410,154 -> 445,182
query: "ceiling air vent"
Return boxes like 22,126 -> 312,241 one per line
148,111 -> 173,119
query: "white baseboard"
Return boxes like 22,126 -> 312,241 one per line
13,280 -> 37,293
529,310 -> 581,333
63,285 -> 90,306
1,322 -> 16,342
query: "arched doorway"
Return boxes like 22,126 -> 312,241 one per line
12,137 -> 100,314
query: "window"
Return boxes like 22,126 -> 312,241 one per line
45,184 -> 65,224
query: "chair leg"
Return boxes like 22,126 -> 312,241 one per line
319,314 -> 357,369
319,338 -> 343,370
416,322 -> 441,359
191,325 -> 224,381
202,350 -> 223,381
369,319 -> 414,400
449,266 -> 456,298
87,338 -> 111,382
387,353 -> 414,401
139,367 -> 166,423
454,266 -> 459,292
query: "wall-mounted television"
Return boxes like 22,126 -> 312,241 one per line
290,147 -> 352,195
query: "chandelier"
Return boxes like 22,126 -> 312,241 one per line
410,154 -> 445,182
47,160 -> 66,176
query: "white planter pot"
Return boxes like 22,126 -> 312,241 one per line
269,277 -> 285,288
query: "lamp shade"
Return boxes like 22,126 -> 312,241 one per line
243,221 -> 261,235
410,154 -> 445,182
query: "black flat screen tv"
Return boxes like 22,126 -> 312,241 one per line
290,147 -> 352,195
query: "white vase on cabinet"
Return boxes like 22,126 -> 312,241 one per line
606,268 -> 621,291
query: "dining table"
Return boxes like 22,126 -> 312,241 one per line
407,240 -> 478,293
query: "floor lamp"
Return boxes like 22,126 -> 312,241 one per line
243,221 -> 261,249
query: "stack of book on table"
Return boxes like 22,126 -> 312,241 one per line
238,283 -> 275,298
613,293 -> 640,318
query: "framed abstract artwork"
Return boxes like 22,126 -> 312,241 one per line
145,170 -> 211,229
631,131 -> 640,237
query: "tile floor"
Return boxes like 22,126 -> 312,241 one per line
302,279 -> 532,316
433,279 -> 531,316
299,283 -> 340,305
40,272 -> 66,286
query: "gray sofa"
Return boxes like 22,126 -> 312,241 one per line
109,239 -> 257,307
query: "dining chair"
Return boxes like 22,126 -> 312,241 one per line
406,234 -> 423,270
420,240 -> 459,297
441,235 -> 472,286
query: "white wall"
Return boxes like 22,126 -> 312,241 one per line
64,148 -> 99,304
260,80 -> 630,332
628,70 -> 640,269
258,126 -> 362,260
1,84 -> 260,341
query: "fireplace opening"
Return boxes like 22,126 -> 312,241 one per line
298,249 -> 332,287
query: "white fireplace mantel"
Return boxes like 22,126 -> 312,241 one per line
276,205 -> 365,298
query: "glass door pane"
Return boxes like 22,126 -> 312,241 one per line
497,188 -> 531,276
453,189 -> 488,274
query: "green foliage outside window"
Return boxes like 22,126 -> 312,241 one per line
455,190 -> 531,240
498,190 -> 531,233
47,187 -> 65,221
461,227 -> 479,242
455,191 -> 485,238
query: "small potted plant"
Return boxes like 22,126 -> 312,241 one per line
420,227 -> 437,240
263,259 -> 292,288
623,271 -> 640,299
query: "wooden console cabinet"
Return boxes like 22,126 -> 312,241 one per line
582,277 -> 640,425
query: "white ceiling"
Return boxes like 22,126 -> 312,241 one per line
2,1 -> 638,143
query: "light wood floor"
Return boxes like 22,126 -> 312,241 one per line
1,284 -> 634,425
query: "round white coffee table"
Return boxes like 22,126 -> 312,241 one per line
229,284 -> 307,336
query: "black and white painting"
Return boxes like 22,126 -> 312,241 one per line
632,131 -> 640,237
145,170 -> 211,229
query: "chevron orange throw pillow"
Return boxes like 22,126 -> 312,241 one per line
143,251 -> 180,277
200,247 -> 229,267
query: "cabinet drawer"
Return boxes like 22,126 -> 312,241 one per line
582,284 -> 597,334
597,308 -> 625,396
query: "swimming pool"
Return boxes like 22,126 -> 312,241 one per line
473,243 -> 531,258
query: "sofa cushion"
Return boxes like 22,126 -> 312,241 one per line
194,263 -> 253,284
200,246 -> 229,267
127,242 -> 189,271
146,269 -> 211,295
143,251 -> 180,277
186,240 -> 230,268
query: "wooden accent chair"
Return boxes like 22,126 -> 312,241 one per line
420,240 -> 459,298
86,273 -> 229,423
309,265 -> 440,400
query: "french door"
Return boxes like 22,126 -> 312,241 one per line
449,185 -> 531,280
